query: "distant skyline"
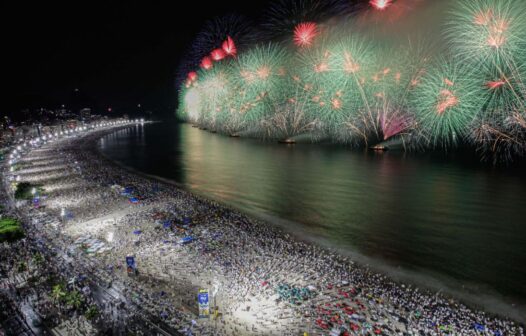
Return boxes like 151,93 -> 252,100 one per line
3,1 -> 268,118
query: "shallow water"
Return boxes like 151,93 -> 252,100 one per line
99,122 -> 526,309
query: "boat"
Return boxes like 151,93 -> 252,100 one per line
278,139 -> 296,144
370,144 -> 388,151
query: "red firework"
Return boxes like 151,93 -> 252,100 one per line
380,112 -> 413,140
222,36 -> 237,56
294,22 -> 318,47
200,56 -> 213,70
370,0 -> 393,11
187,71 -> 198,82
486,80 -> 505,89
211,48 -> 226,61
436,89 -> 458,115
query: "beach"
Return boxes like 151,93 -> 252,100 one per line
3,122 -> 525,335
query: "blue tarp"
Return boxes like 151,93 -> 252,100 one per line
129,197 -> 139,204
163,220 -> 171,228
180,236 -> 194,244
473,323 -> 485,331
133,230 -> 142,235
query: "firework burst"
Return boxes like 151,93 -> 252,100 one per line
411,60 -> 483,148
261,0 -> 351,42
294,22 -> 319,48
447,0 -> 526,65
370,0 -> 393,11
176,14 -> 256,86
232,44 -> 289,135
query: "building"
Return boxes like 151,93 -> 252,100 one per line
80,108 -> 92,121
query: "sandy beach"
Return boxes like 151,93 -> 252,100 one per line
4,123 -> 525,335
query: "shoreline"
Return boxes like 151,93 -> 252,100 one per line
6,125 -> 525,335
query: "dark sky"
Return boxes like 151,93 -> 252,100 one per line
3,1 -> 268,118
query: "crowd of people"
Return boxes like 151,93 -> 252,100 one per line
1,123 -> 525,335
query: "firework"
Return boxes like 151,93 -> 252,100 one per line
264,66 -> 321,140
480,64 -> 526,118
222,36 -> 237,57
296,36 -> 343,138
333,35 -> 381,143
294,22 -> 319,47
370,0 -> 393,11
187,71 -> 198,82
200,56 -> 213,70
178,85 -> 203,124
232,44 -> 289,135
191,14 -> 256,59
215,59 -> 249,134
261,0 -> 351,42
176,14 -> 256,87
447,0 -> 526,65
469,113 -> 526,164
211,48 -> 226,61
293,27 -> 395,144
366,41 -> 430,144
411,60 -> 483,148
184,88 -> 203,123
467,61 -> 526,161
196,63 -> 236,130
446,0 -> 526,158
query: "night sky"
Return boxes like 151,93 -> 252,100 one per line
3,1 -> 268,119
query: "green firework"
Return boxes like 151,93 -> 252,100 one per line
447,0 -> 526,67
233,43 -> 289,134
411,59 -> 483,148
298,30 -> 377,142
